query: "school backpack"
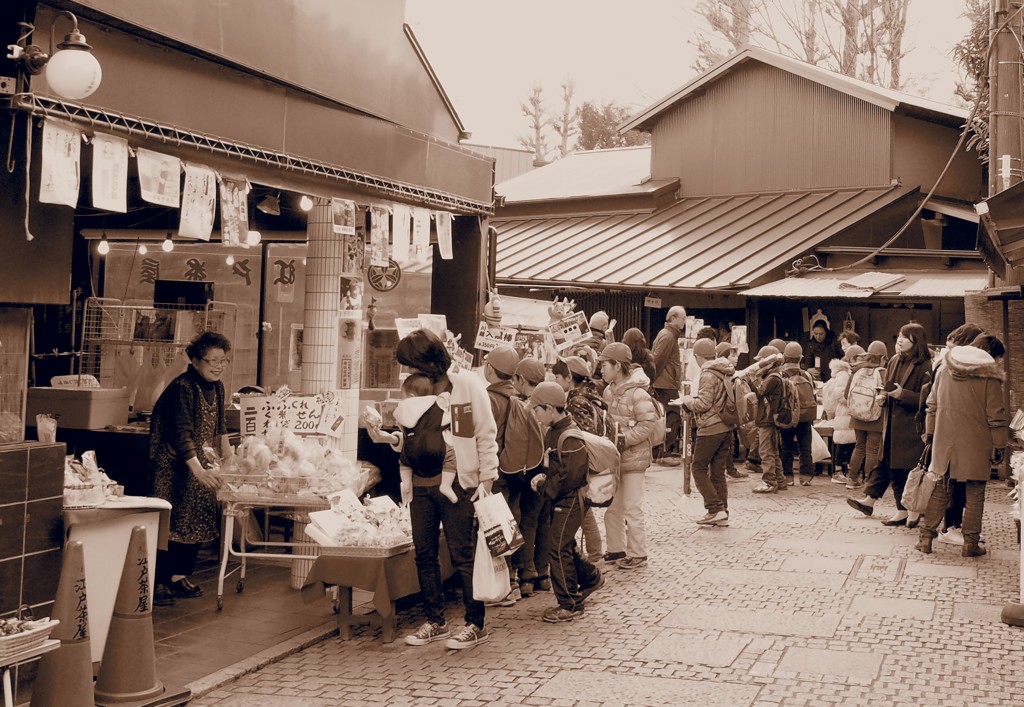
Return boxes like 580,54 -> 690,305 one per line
645,391 -> 667,447
846,366 -> 885,422
400,402 -> 449,476
770,372 -> 800,430
786,368 -> 818,423
733,375 -> 758,427
566,389 -> 612,440
557,428 -> 621,507
496,394 -> 545,474
707,370 -> 740,429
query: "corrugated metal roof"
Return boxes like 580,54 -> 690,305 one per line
496,147 -> 669,203
741,270 -> 989,298
493,184 -> 911,290
622,47 -> 968,134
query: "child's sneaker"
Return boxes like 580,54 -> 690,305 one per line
616,556 -> 648,570
831,472 -> 849,485
542,606 -> 584,623
696,511 -> 728,526
535,577 -> 552,591
404,621 -> 450,646
752,482 -> 776,494
445,623 -> 490,650
603,551 -> 626,562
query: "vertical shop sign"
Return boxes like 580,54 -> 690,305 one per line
179,163 -> 217,240
411,207 -> 431,264
369,205 -> 391,267
331,198 -> 356,235
136,149 -> 180,207
435,211 -> 453,260
219,177 -> 249,246
391,204 -> 411,264
39,119 -> 81,207
91,132 -> 128,212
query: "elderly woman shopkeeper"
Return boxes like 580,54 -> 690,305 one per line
150,331 -> 232,607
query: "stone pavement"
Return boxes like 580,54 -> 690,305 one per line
190,463 -> 1024,706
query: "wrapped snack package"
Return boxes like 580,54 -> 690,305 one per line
36,414 -> 57,444
360,405 -> 382,429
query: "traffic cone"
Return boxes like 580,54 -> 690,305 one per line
31,540 -> 94,707
94,525 -> 165,705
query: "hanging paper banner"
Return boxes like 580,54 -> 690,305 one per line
91,132 -> 128,212
178,163 -> 217,240
547,312 -> 591,352
369,205 -> 391,267
137,148 -> 180,207
39,119 -> 81,207
219,176 -> 249,247
331,198 -> 356,235
474,321 -> 517,352
391,203 -> 411,264
411,207 -> 431,264
435,211 -> 453,260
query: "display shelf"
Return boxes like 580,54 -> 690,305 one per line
78,297 -> 237,408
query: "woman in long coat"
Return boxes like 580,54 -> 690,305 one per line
917,337 -> 1008,556
848,323 -> 931,525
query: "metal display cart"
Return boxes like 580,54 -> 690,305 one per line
215,475 -> 329,611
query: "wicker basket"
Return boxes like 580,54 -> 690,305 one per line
319,541 -> 413,558
0,619 -> 59,661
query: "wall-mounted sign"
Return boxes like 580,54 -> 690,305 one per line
644,296 -> 662,308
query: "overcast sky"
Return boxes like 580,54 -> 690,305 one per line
405,0 -> 972,149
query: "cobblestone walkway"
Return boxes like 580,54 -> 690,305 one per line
192,465 -> 1024,706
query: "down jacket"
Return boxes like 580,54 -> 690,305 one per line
686,357 -> 736,436
822,359 -> 855,445
603,366 -> 659,475
925,346 -> 1008,482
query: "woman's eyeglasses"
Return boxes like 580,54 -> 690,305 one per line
202,358 -> 230,368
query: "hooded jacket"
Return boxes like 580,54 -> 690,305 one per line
753,360 -> 784,427
925,346 -> 1008,481
822,359 -> 855,444
603,366 -> 658,474
687,357 -> 736,436
848,357 -> 885,433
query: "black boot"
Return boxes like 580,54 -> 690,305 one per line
962,543 -> 987,558
915,536 -> 932,554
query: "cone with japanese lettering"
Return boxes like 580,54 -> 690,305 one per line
31,540 -> 94,707
94,525 -> 164,705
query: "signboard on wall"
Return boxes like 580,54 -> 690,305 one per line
364,330 -> 400,389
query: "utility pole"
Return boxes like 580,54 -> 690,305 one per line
989,0 -> 1024,199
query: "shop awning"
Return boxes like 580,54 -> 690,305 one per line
977,181 -> 1024,278
740,270 -> 990,299
493,184 -> 913,290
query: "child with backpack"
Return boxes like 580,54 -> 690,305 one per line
392,373 -> 459,503
821,345 -> 863,486
750,345 -> 787,494
844,340 -> 888,490
679,338 -> 737,526
778,342 -> 819,486
527,382 -> 604,622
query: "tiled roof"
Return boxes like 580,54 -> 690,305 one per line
741,270 -> 989,298
493,184 -> 911,290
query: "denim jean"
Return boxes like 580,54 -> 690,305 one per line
549,494 -> 599,611
409,479 -> 484,629
848,429 -> 881,484
779,421 -> 814,479
692,431 -> 731,513
604,471 -> 647,558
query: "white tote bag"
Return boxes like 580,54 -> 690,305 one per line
811,428 -> 832,463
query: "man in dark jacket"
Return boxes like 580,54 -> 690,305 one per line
803,321 -> 844,382
651,306 -> 686,463
529,382 -> 603,623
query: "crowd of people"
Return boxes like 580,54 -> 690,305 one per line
360,311 -> 1010,651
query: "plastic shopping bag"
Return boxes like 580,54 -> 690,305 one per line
472,528 -> 510,603
473,490 -> 524,557
811,427 -> 831,463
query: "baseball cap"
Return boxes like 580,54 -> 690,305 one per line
768,338 -> 787,352
783,342 -> 803,360
867,340 -> 888,358
715,341 -> 737,357
485,345 -> 519,376
692,338 -> 717,359
529,381 -> 566,409
755,345 -> 780,361
597,342 -> 632,364
562,355 -> 591,379
514,357 -> 546,385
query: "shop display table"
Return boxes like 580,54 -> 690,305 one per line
64,496 -> 171,666
1,640 -> 59,707
299,542 -> 452,643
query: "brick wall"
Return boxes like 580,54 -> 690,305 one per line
964,291 -> 1023,413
